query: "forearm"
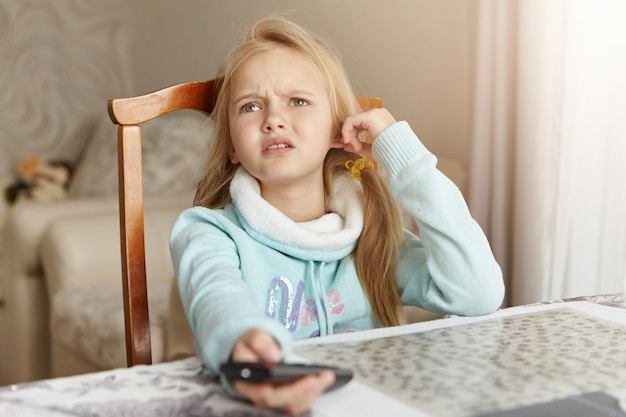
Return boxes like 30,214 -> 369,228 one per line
373,122 -> 504,315
170,209 -> 293,374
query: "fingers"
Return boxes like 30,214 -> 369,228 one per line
235,370 -> 336,416
230,330 -> 336,415
339,108 -> 396,153
231,328 -> 282,363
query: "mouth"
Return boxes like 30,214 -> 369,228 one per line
263,137 -> 294,153
266,143 -> 291,150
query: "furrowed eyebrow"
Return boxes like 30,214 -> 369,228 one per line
284,89 -> 316,98
231,93 -> 260,106
232,89 -> 317,104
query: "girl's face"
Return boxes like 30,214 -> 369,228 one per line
227,46 -> 337,191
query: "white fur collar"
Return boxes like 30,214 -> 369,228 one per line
230,168 -> 363,252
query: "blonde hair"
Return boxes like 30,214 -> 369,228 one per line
195,16 -> 405,327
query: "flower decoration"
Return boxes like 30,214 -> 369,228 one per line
4,156 -> 74,204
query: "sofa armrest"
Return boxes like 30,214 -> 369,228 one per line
41,204 -> 189,298
2,190 -> 194,290
2,198 -> 117,290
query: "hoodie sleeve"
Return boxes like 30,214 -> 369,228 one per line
372,121 -> 504,316
169,207 -> 294,375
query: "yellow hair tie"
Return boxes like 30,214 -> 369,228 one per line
345,156 -> 374,182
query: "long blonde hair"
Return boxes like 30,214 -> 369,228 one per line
195,17 -> 405,327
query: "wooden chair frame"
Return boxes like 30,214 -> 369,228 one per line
108,79 -> 381,367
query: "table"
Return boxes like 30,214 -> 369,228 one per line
0,293 -> 624,417
305,294 -> 626,417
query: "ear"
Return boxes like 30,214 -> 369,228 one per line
228,149 -> 239,165
329,130 -> 346,150
330,136 -> 346,150
229,148 -> 239,164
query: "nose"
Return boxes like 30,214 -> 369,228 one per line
263,105 -> 286,132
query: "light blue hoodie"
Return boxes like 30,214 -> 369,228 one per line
169,121 -> 504,375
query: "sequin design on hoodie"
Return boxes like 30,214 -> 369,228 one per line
265,276 -> 305,332
265,275 -> 346,336
301,289 -> 345,337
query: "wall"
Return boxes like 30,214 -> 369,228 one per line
0,0 -> 134,177
1,0 -> 476,193
128,0 -> 476,179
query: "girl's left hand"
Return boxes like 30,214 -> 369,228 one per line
231,329 -> 336,416
334,108 -> 396,156
234,370 -> 336,416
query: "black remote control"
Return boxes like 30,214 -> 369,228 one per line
219,361 -> 353,392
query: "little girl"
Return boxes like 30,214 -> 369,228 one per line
170,16 -> 504,415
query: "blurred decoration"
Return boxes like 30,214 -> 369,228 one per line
4,156 -> 74,204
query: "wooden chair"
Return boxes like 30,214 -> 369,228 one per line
107,80 -> 382,367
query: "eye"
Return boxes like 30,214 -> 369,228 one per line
241,102 -> 261,113
291,98 -> 310,107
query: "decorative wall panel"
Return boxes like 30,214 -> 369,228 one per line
0,0 -> 134,176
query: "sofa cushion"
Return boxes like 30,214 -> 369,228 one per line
69,111 -> 213,198
50,283 -> 169,370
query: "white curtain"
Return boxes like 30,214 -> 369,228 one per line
471,0 -> 626,306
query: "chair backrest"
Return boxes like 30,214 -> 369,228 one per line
108,80 -> 382,367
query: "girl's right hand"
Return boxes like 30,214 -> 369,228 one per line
231,328 -> 336,416
334,108 -> 397,157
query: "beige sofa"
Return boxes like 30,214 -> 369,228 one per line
0,191 -> 196,385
